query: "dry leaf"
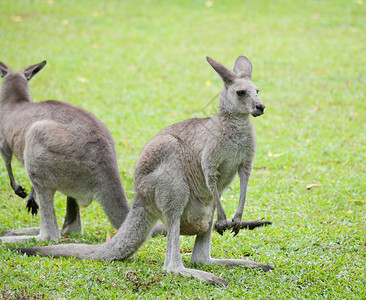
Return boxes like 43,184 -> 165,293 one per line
11,16 -> 22,22
111,281 -> 118,286
315,69 -> 326,74
205,1 -> 214,7
97,277 -> 106,282
106,231 -> 110,242
76,77 -> 89,83
306,183 -> 322,189
268,151 -> 284,157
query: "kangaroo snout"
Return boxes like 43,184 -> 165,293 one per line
252,103 -> 265,117
256,104 -> 265,112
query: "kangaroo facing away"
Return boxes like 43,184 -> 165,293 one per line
14,56 -> 274,286
0,61 -> 132,242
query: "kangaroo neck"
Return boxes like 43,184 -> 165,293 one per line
216,107 -> 252,132
0,79 -> 31,107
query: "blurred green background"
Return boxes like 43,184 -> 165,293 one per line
0,0 -> 365,298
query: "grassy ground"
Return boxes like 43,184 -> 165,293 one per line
0,0 -> 365,298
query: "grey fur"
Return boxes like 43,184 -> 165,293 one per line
0,61 -> 130,242
14,56 -> 273,286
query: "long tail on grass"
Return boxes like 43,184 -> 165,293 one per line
239,220 -> 272,230
11,197 -> 158,261
214,220 -> 271,233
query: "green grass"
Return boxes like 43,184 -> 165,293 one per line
0,0 -> 365,298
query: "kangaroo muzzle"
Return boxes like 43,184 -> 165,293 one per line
252,102 -> 265,117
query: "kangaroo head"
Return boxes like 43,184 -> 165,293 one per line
206,56 -> 265,117
0,61 -> 46,102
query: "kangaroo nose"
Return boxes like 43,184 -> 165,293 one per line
256,104 -> 265,112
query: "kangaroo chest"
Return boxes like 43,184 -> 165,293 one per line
216,131 -> 255,191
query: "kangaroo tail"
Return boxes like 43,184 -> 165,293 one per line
239,220 -> 272,230
12,196 -> 158,261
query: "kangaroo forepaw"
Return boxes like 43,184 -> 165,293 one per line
14,185 -> 27,198
229,216 -> 244,237
214,219 -> 231,235
26,197 -> 39,216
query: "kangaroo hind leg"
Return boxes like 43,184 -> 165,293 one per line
191,210 -> 274,271
35,187 -> 60,242
61,196 -> 82,235
163,206 -> 229,286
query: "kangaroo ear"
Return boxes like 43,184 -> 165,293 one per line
233,56 -> 252,79
0,62 -> 11,78
23,60 -> 47,81
206,56 -> 236,85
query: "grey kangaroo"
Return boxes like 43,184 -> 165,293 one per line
0,61 -> 132,242
14,56 -> 274,286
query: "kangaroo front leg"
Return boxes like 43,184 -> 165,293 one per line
231,164 -> 250,236
211,185 -> 230,236
203,168 -> 230,235
0,147 -> 27,198
61,197 -> 82,235
202,152 -> 231,235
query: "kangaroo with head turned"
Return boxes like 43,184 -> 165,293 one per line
14,56 -> 273,286
0,61 -> 132,242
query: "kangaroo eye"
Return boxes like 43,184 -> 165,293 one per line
236,90 -> 247,97
256,89 -> 260,94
